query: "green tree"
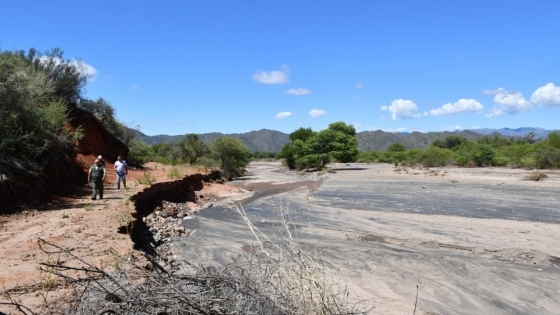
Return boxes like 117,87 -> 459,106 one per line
211,136 -> 250,173
179,134 -> 209,164
281,122 -> 358,170
387,142 -> 407,152
548,131 -> 560,149
128,139 -> 152,165
289,127 -> 315,142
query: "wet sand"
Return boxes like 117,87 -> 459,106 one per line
172,162 -> 560,315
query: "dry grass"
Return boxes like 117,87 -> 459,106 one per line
2,205 -> 371,315
524,171 -> 549,181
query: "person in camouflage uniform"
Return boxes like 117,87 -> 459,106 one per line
88,158 -> 106,200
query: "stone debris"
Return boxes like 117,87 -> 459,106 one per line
143,201 -> 194,243
142,199 -> 213,272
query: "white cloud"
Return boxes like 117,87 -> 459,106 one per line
356,83 -> 363,90
425,99 -> 483,116
178,120 -> 193,125
285,88 -> 310,95
472,126 -> 481,129
129,85 -> 140,91
485,88 -> 532,117
531,82 -> 560,107
39,56 -> 98,82
380,99 -> 421,120
309,109 -> 326,118
252,68 -> 289,84
442,125 -> 463,131
275,111 -> 292,119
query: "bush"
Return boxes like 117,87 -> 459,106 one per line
497,144 -> 533,168
211,136 -> 250,174
533,141 -> 560,169
418,147 -> 452,167
455,143 -> 495,167
137,171 -> 156,185
356,151 -> 379,163
167,166 -> 181,179
387,142 -> 406,152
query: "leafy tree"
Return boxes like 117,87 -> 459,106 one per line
280,122 -> 358,170
211,136 -> 250,173
179,134 -> 209,164
430,139 -> 445,148
0,48 -> 88,208
533,141 -> 560,169
548,131 -> 560,149
387,142 -> 406,152
289,127 -> 315,142
128,139 -> 152,165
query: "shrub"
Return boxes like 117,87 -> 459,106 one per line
356,151 -> 379,163
533,141 -> 560,169
455,143 -> 495,167
167,166 -> 181,179
497,144 -> 533,168
387,142 -> 406,152
137,171 -> 156,185
418,147 -> 452,167
211,136 -> 250,174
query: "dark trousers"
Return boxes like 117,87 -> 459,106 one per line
91,179 -> 104,199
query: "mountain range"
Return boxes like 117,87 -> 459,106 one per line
133,127 -> 558,153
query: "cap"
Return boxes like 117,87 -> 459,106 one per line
98,155 -> 102,160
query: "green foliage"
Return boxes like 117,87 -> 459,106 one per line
167,166 -> 182,179
387,142 -> 407,152
356,151 -> 379,163
178,134 -> 210,164
137,171 -> 156,185
289,127 -> 315,142
280,122 -> 358,170
0,48 -> 90,208
497,144 -> 533,168
211,136 -> 250,174
548,131 -> 560,149
250,151 -> 277,160
533,141 -> 560,169
430,135 -> 468,150
417,147 -> 453,167
455,142 -> 495,167
128,139 -> 152,165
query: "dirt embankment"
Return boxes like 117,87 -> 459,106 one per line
66,106 -> 129,163
0,162 -> 237,314
1,106 -> 129,212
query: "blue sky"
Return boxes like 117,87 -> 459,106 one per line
1,1 -> 559,136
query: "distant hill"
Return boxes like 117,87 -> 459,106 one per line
134,127 -> 556,153
468,127 -> 556,139
134,129 -> 290,152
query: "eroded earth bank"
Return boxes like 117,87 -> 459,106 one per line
170,162 -> 560,315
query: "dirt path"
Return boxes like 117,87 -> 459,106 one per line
0,162 -> 239,314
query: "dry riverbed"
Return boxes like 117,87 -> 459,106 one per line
173,162 -> 560,315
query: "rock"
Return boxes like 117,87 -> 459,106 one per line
104,293 -> 123,303
160,209 -> 171,218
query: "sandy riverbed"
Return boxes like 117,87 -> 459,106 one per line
173,162 -> 560,315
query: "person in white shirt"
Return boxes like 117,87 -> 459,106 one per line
114,156 -> 128,189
